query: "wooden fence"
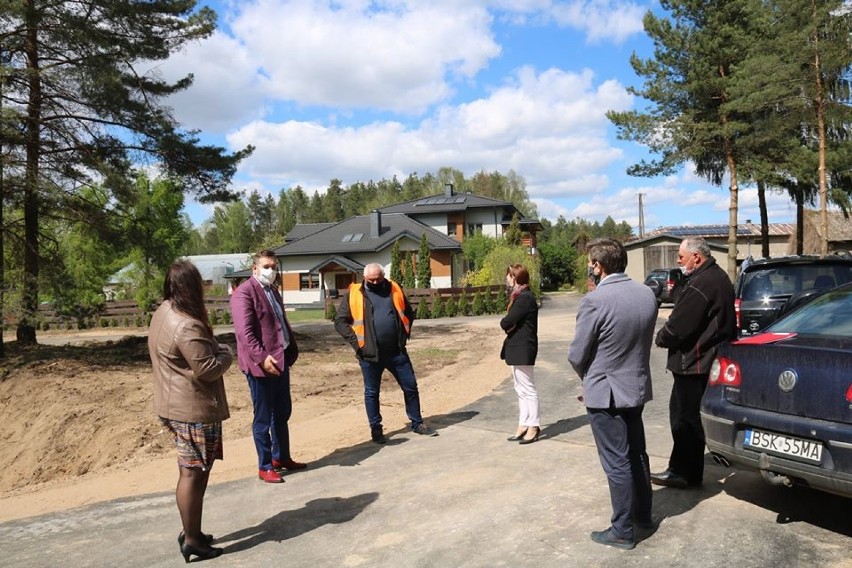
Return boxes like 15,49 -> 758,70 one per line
23,285 -> 506,331
324,284 -> 505,316
29,296 -> 234,330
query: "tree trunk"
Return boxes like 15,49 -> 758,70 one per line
757,180 -> 769,258
795,186 -> 804,255
811,2 -> 830,255
726,150 -> 739,281
17,1 -> 39,345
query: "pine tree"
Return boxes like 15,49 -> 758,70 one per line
417,233 -> 432,288
607,0 -> 765,278
2,1 -> 251,344
504,213 -> 523,246
390,240 -> 403,283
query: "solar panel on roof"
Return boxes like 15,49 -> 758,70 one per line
341,234 -> 353,243
351,233 -> 364,242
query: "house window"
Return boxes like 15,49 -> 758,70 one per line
447,222 -> 458,236
467,223 -> 483,235
300,272 -> 320,290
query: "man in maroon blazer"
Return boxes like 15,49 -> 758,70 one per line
231,250 -> 306,483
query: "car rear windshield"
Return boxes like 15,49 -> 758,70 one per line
770,286 -> 852,337
741,263 -> 852,301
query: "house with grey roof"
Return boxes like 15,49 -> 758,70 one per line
271,184 -> 540,305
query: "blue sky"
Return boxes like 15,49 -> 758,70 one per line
156,0 -> 799,232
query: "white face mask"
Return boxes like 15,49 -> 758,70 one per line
257,267 -> 277,287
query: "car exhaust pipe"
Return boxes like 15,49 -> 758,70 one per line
759,469 -> 793,487
757,453 -> 793,487
711,453 -> 731,467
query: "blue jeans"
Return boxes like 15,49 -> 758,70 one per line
358,353 -> 423,430
245,369 -> 292,470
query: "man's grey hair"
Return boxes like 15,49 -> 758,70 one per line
682,236 -> 712,259
363,263 -> 385,277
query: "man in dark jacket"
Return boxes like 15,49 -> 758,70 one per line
652,236 -> 735,488
334,263 -> 437,444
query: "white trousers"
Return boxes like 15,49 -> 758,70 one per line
512,365 -> 539,427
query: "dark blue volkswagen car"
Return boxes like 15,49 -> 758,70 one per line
701,282 -> 852,498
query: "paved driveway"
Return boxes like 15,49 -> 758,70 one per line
1,292 -> 849,567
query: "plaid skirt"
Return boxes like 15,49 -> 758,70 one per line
160,417 -> 223,471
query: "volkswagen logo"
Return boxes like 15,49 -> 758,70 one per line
778,369 -> 798,392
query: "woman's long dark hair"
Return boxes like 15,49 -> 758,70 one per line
163,260 -> 213,337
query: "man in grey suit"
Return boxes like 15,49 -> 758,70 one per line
568,238 -> 659,550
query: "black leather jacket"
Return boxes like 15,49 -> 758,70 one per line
655,257 -> 736,375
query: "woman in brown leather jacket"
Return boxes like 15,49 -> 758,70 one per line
148,260 -> 233,562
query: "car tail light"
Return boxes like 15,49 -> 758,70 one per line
666,278 -> 674,293
734,298 -> 741,330
846,383 -> 852,404
709,356 -> 741,387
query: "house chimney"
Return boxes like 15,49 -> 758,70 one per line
370,209 -> 382,237
445,183 -> 454,197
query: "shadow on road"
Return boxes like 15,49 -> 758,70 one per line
217,493 -> 380,553
299,411 -> 480,470
717,467 -> 852,537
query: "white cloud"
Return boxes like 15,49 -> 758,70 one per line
549,0 -> 646,44
154,31 -> 270,133
533,197 -> 570,220
229,0 -> 500,113
227,66 -> 632,194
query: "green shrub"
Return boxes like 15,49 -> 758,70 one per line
110,318 -> 119,327
43,322 -> 50,331
222,311 -> 232,325
430,295 -> 445,319
210,310 -> 220,326
100,318 -> 110,328
416,299 -> 430,320
472,291 -> 485,315
457,291 -> 470,316
482,290 -> 494,313
326,301 -> 337,321
495,286 -> 508,313
136,316 -> 144,327
444,296 -> 458,317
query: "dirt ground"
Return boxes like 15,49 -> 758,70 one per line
0,319 -> 507,522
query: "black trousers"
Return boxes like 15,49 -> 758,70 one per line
667,373 -> 708,483
588,405 -> 653,540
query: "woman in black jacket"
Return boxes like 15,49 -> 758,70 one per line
500,264 -> 540,444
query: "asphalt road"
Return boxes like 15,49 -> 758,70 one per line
1,292 -> 849,567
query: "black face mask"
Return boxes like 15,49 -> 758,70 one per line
587,265 -> 601,286
365,279 -> 388,293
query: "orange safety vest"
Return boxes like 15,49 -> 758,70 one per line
348,280 -> 411,347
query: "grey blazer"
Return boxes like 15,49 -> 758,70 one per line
568,273 -> 659,409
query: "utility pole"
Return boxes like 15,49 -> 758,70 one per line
637,193 -> 645,237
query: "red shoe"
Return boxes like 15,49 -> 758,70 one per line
272,458 -> 308,471
258,469 -> 284,483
